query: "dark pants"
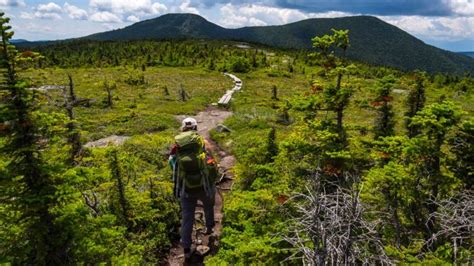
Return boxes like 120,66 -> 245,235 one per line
180,188 -> 215,249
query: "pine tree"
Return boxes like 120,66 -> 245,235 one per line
108,149 -> 132,231
179,84 -> 189,102
373,75 -> 396,139
103,80 -> 116,108
405,72 -> 426,137
312,29 -> 352,142
271,85 -> 279,100
448,119 -> 473,189
163,85 -> 170,97
0,12 -> 71,264
266,127 -> 278,162
410,101 -> 463,237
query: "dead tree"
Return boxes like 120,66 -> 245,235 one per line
163,85 -> 170,97
62,77 -> 82,164
271,85 -> 279,100
104,81 -> 116,108
284,172 -> 392,265
82,191 -> 101,216
427,191 -> 473,263
67,73 -> 77,103
179,84 -> 190,102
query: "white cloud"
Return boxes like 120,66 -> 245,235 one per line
151,2 -> 167,14
37,2 -> 62,13
0,0 -> 25,7
90,11 -> 122,23
308,11 -> 357,18
27,2 -> 63,20
178,0 -> 200,14
216,3 -> 472,42
90,0 -> 167,15
23,22 -> 53,33
20,11 -> 34,19
33,11 -> 62,20
447,0 -> 474,16
126,15 -> 140,22
381,15 -> 474,41
219,3 -> 351,28
64,3 -> 88,20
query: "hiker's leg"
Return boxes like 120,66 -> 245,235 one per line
180,194 -> 197,249
201,188 -> 215,230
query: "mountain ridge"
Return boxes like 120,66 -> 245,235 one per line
23,13 -> 474,74
458,51 -> 474,58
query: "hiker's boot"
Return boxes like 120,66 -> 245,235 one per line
184,248 -> 192,260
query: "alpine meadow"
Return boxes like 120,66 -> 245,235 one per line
1,4 -> 473,265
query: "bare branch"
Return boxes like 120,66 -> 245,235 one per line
284,171 -> 393,265
427,191 -> 473,262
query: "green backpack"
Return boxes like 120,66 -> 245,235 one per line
175,131 -> 209,189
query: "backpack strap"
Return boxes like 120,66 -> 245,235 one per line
172,159 -> 181,198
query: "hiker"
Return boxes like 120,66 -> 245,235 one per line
169,117 -> 218,259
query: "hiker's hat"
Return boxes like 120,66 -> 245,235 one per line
182,117 -> 197,130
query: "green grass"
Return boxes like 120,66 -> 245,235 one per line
7,48 -> 473,265
22,66 -> 232,140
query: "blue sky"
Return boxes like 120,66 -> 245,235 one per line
2,0 -> 473,51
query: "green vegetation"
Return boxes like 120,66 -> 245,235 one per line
20,13 -> 474,74
2,13 -> 473,264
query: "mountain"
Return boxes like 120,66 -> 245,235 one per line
29,13 -> 474,74
11,39 -> 29,44
86,13 -> 227,40
458,52 -> 474,58
228,16 -> 474,74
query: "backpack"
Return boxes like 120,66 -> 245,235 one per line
175,131 -> 210,190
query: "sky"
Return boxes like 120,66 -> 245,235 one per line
1,0 -> 473,52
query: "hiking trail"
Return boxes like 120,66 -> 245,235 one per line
167,73 -> 240,265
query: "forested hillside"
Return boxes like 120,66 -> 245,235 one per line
1,13 -> 473,264
77,13 -> 474,74
459,51 -> 474,58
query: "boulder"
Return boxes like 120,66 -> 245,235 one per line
215,124 -> 231,133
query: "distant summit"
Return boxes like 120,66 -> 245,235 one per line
11,39 -> 29,44
25,13 -> 474,74
86,13 -> 227,40
458,52 -> 474,58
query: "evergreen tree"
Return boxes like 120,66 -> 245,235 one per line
179,84 -> 189,102
266,127 -> 278,162
103,80 -> 116,108
312,29 -> 353,142
448,119 -> 473,189
405,72 -> 426,137
373,75 -> 396,139
108,149 -> 132,232
271,85 -> 278,101
410,101 -> 463,237
163,85 -> 170,97
0,13 -> 71,264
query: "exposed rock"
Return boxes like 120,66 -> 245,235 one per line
84,135 -> 130,148
393,89 -> 408,94
215,124 -> 231,133
28,85 -> 66,91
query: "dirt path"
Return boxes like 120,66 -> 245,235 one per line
168,78 -> 239,265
